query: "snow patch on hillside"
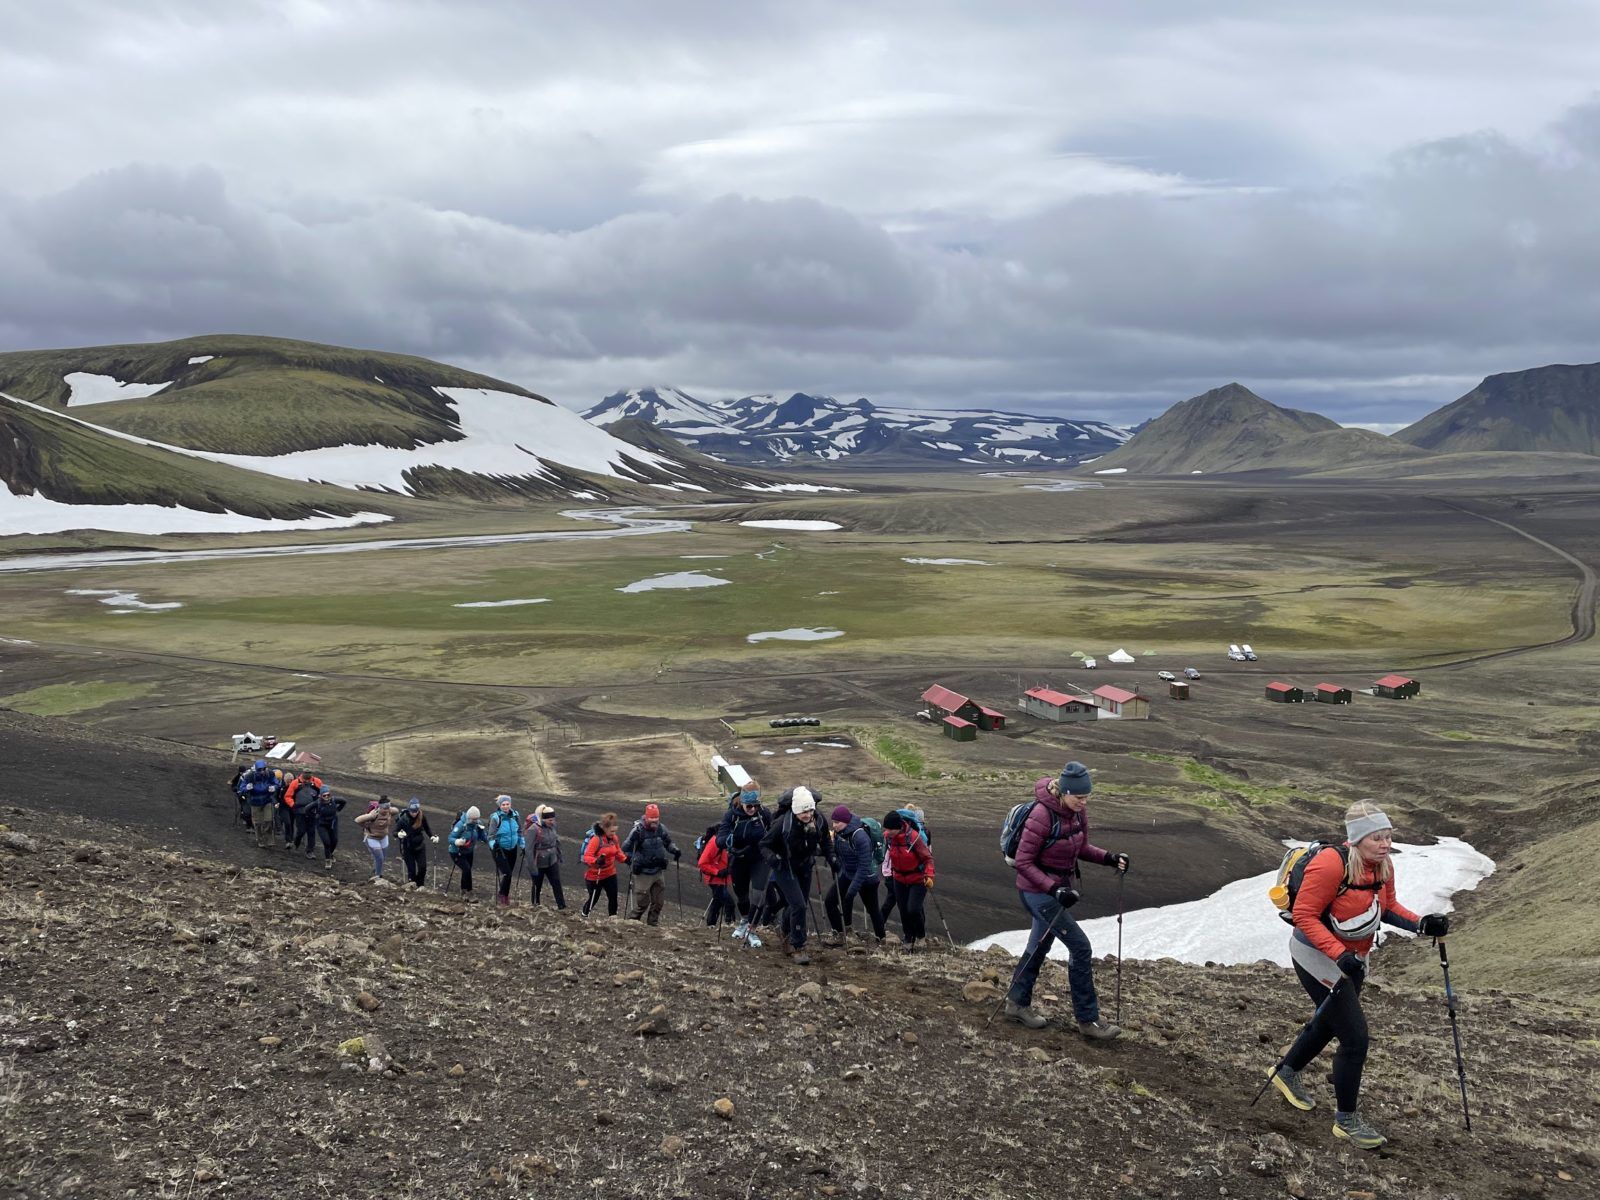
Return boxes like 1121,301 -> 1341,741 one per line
64,373 -> 170,406
616,571 -> 729,593
738,520 -> 841,531
0,484 -> 392,538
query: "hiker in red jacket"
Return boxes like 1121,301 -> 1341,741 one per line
882,811 -> 934,948
1267,801 -> 1452,1151
696,824 -> 736,926
581,813 -> 627,916
1003,761 -> 1126,1039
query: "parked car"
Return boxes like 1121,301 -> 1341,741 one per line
1242,643 -> 1258,661
1157,670 -> 1177,682
1183,667 -> 1201,679
1082,657 -> 1098,669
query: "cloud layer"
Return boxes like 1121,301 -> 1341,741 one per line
4,2 -> 1600,423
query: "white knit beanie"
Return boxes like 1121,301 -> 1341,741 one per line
1345,804 -> 1393,843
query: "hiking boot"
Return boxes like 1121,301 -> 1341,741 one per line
1004,1000 -> 1048,1030
1270,1065 -> 1316,1111
744,930 -> 763,949
793,951 -> 812,966
1077,1019 -> 1122,1041
731,920 -> 749,940
821,933 -> 845,948
324,859 -> 333,871
1332,1111 -> 1387,1150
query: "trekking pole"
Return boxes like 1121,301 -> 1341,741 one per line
675,860 -> 685,917
930,890 -> 957,948
1249,979 -> 1346,1106
441,856 -> 459,895
805,869 -> 827,942
1436,938 -> 1472,1131
1115,869 -> 1126,1024
625,871 -> 636,918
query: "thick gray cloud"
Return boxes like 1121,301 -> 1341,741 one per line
3,2 -> 1600,424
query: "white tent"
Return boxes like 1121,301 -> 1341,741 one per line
1107,648 -> 1135,663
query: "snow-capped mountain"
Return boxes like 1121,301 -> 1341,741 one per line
585,387 -> 1132,466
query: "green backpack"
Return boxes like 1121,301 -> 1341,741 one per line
856,817 -> 887,871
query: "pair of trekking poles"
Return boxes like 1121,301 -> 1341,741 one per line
982,871 -> 1127,1030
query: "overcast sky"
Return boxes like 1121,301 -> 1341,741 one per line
4,2 -> 1600,426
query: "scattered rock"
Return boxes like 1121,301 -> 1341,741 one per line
0,832 -> 40,854
355,990 -> 381,1012
193,1168 -> 222,1184
634,1006 -> 672,1037
377,934 -> 406,962
659,1134 -> 685,1159
508,1153 -> 556,1181
713,1097 -> 735,1120
594,1111 -> 615,1126
613,970 -> 646,986
447,1063 -> 466,1078
1346,1191 -> 1377,1200
793,981 -> 824,1003
335,1037 -> 366,1060
363,1032 -> 392,1072
1025,1047 -> 1052,1065
258,1036 -> 283,1048
1287,1177 -> 1307,1200
962,980 -> 1001,1004
581,941 -> 607,957
900,1031 -> 919,1047
1557,1172 -> 1575,1183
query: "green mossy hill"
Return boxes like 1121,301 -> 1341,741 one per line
0,334 -> 538,456
1397,361 -> 1600,455
0,393 -> 387,519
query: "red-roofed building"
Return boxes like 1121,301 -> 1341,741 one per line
921,684 -> 982,723
1019,687 -> 1098,723
976,705 -> 1007,731
1265,681 -> 1304,703
941,715 -> 977,742
1314,683 -> 1352,704
1373,674 -> 1420,699
1090,684 -> 1150,720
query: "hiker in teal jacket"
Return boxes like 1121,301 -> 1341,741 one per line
487,795 -> 525,906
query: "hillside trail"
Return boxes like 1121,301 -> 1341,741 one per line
1,805 -> 1594,1200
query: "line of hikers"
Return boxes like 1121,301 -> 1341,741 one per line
229,757 -> 1455,1151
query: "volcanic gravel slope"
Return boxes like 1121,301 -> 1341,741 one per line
1,807 -> 1596,1200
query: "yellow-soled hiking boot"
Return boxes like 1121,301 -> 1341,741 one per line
1332,1111 -> 1388,1150
1270,1066 -> 1316,1111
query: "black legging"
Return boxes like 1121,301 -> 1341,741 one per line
531,863 -> 565,908
826,878 -> 886,940
316,823 -> 338,861
453,852 -> 475,892
704,883 -> 736,926
403,843 -> 428,887
891,880 -> 927,944
729,855 -> 766,919
492,847 -> 518,899
583,875 -> 619,916
1285,963 -> 1369,1113
295,811 -> 317,852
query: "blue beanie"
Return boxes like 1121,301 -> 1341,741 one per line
1058,761 -> 1092,795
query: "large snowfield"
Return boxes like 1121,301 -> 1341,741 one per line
0,487 -> 392,538
969,838 -> 1495,969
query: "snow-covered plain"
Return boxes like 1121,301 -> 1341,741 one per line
63,373 -> 170,406
0,486 -> 392,538
452,598 -> 550,609
737,520 -> 842,531
616,571 -> 729,593
969,838 -> 1494,968
746,627 -> 844,643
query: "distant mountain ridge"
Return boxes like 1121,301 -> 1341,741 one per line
1396,362 -> 1600,454
584,385 -> 1131,466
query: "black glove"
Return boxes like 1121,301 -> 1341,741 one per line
1336,951 -> 1366,985
1107,852 -> 1129,873
1052,885 -> 1081,910
671,849 -> 681,861
1418,913 -> 1450,938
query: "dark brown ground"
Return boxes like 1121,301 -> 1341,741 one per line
1,807 -> 1596,1200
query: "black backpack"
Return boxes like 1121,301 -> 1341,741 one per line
1269,841 -> 1379,924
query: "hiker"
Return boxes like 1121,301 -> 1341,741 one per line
1003,761 -> 1126,1039
394,798 -> 436,889
715,782 -> 772,941
306,787 -> 346,869
284,770 -> 324,853
525,805 -> 565,909
581,813 -> 627,916
696,824 -> 736,926
882,810 -> 935,948
879,804 -> 931,925
622,804 -> 681,925
487,795 -> 525,907
237,760 -> 279,849
354,796 -> 399,883
1267,801 -> 1451,1151
824,805 -> 886,944
228,766 -> 249,827
448,807 -> 488,897
759,786 -> 829,964
271,769 -> 291,844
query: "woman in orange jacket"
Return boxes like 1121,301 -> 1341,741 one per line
580,812 -> 628,917
1269,800 -> 1453,1150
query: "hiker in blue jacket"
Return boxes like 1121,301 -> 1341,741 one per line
824,805 -> 886,944
487,795 -> 525,907
449,806 -> 489,898
237,760 -> 279,849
